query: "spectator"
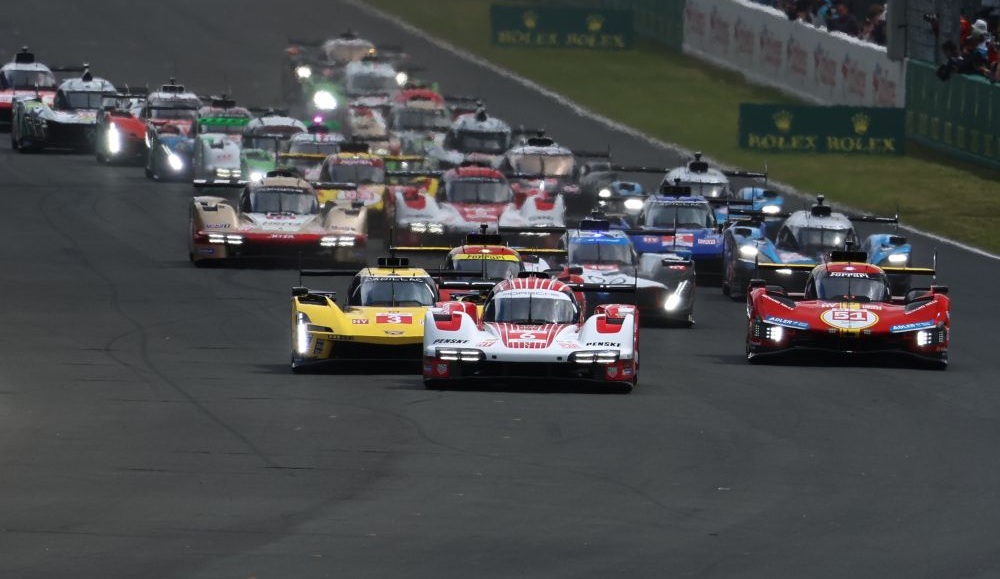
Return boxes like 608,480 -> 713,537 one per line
813,0 -> 834,28
828,1 -> 861,36
861,4 -> 887,46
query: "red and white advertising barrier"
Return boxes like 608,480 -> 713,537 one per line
683,0 -> 904,107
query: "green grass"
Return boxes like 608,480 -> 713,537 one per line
367,0 -> 1000,254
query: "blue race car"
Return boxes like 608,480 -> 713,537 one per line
594,180 -> 647,228
723,186 -> 785,238
627,192 -> 727,276
721,195 -> 910,298
557,216 -> 696,326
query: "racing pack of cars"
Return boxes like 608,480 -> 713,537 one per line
4,38 -> 951,385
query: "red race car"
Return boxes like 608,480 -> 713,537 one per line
1,47 -> 84,126
746,251 -> 949,368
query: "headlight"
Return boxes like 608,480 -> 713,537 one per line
409,222 -> 427,232
767,324 -> 784,342
738,245 -> 759,258
313,90 -> 338,110
295,65 -> 312,79
761,204 -> 780,215
320,235 -> 357,247
435,348 -> 483,362
664,292 -> 683,311
107,125 -> 122,154
598,188 -> 611,198
427,223 -> 444,234
249,170 -> 265,182
887,253 -> 908,264
624,198 -> 644,211
296,312 -> 310,355
144,130 -> 151,148
395,71 -> 409,86
167,152 -> 184,171
570,350 -> 620,364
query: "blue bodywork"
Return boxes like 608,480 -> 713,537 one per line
628,195 -> 724,274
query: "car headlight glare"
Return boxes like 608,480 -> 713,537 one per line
249,170 -> 265,182
167,152 -> 184,171
395,71 -> 409,86
313,90 -> 338,110
664,292 -> 683,311
107,125 -> 122,154
738,245 -> 759,258
887,253 -> 908,264
598,188 -> 611,198
761,204 -> 781,215
435,348 -> 483,362
570,350 -> 619,364
296,312 -> 310,355
624,198 -> 644,211
295,65 -> 312,79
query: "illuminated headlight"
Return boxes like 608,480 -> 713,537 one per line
395,71 -> 409,86
624,198 -> 644,211
761,204 -> 781,215
664,292 -> 683,311
107,125 -> 122,154
295,65 -> 312,79
167,152 -> 184,171
435,348 -> 484,362
312,90 -> 338,110
144,131 -> 151,148
320,235 -> 357,247
215,167 -> 240,178
249,170 -> 265,182
427,223 -> 444,234
738,245 -> 759,258
409,222 -> 427,232
767,324 -> 784,342
296,312 -> 310,355
598,188 -> 611,198
775,268 -> 793,275
887,253 -> 908,264
916,330 -> 931,346
570,350 -> 620,364
207,233 -> 227,244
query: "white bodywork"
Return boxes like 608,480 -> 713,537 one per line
392,188 -> 565,234
194,133 -> 242,179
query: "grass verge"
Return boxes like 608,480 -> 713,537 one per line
366,0 -> 1000,254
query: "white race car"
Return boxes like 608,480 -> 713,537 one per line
422,275 -> 639,391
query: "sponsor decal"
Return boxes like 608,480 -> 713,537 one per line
377,313 -> 413,324
829,272 -> 870,278
204,223 -> 231,229
889,320 -> 936,333
198,248 -> 215,255
269,233 -> 295,239
475,340 -> 497,347
623,366 -> 634,376
351,319 -> 370,325
557,341 -> 578,349
437,363 -> 448,373
433,338 -> 468,344
329,335 -> 354,341
384,329 -> 405,336
586,341 -> 621,347
820,307 -> 879,330
606,366 -> 619,378
696,238 -> 718,245
764,316 -> 810,330
454,253 -> 518,261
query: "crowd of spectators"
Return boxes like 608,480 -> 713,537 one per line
938,15 -> 998,82
754,1 -> 888,46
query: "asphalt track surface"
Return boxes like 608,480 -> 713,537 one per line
1,2 -> 999,578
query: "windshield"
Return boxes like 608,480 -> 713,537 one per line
452,130 -> 510,155
680,182 -> 727,198
325,163 -> 384,183
646,204 -> 714,229
249,188 -> 318,215
325,41 -> 375,64
2,70 -> 58,89
449,258 -> 520,280
347,73 -> 397,95
814,273 -> 889,302
392,108 -> 450,131
508,154 -> 574,176
484,294 -> 577,324
570,241 -> 633,266
149,101 -> 199,120
446,180 -> 510,203
243,136 -> 288,152
791,227 -> 853,253
355,278 -> 437,307
60,91 -> 112,110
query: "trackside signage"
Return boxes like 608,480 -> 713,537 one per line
490,4 -> 634,49
739,104 -> 905,154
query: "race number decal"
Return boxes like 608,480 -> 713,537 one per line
820,307 -> 878,330
376,313 -> 413,324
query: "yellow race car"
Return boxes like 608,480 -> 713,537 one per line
291,257 -> 442,371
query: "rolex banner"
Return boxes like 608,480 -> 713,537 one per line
738,104 -> 905,155
490,4 -> 634,50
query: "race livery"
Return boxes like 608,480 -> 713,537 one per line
96,80 -> 198,165
291,257 -> 437,370
746,252 -> 948,368
1,47 -> 85,126
499,135 -> 609,214
594,181 -> 648,227
388,86 -> 478,155
422,275 -> 639,391
279,131 -> 346,180
241,112 -> 307,181
722,196 -> 909,298
426,107 -> 515,168
629,191 -> 727,275
11,70 -> 116,152
189,170 -> 367,265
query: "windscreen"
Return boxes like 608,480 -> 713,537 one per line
2,70 -> 58,89
814,272 -> 889,302
449,258 -> 520,280
453,130 -> 510,155
250,188 -> 318,215
62,91 -> 113,110
793,227 -> 853,253
392,108 -> 450,131
356,278 -> 437,307
325,163 -> 384,183
484,294 -> 577,324
570,241 -> 633,266
645,204 -> 714,229
446,180 -> 510,203
347,73 -> 397,94
508,154 -> 574,176
149,100 -> 200,121
680,181 -> 727,198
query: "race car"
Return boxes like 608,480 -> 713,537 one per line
422,274 -> 639,391
558,216 -> 696,325
346,106 -> 391,154
746,252 -> 948,368
628,189 -> 729,276
96,80 -> 199,165
278,130 -> 346,180
426,107 -> 516,168
731,186 -> 785,238
389,163 -> 566,245
314,142 -> 394,215
388,87 -> 478,155
189,169 -> 367,266
11,69 -> 117,152
241,111 -> 308,181
722,195 -> 909,298
147,98 -> 251,181
343,58 -> 407,111
291,257 -> 438,371
594,180 -> 647,227
1,47 -> 85,126
499,134 -> 611,215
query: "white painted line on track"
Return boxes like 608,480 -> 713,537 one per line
345,0 -> 1000,261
